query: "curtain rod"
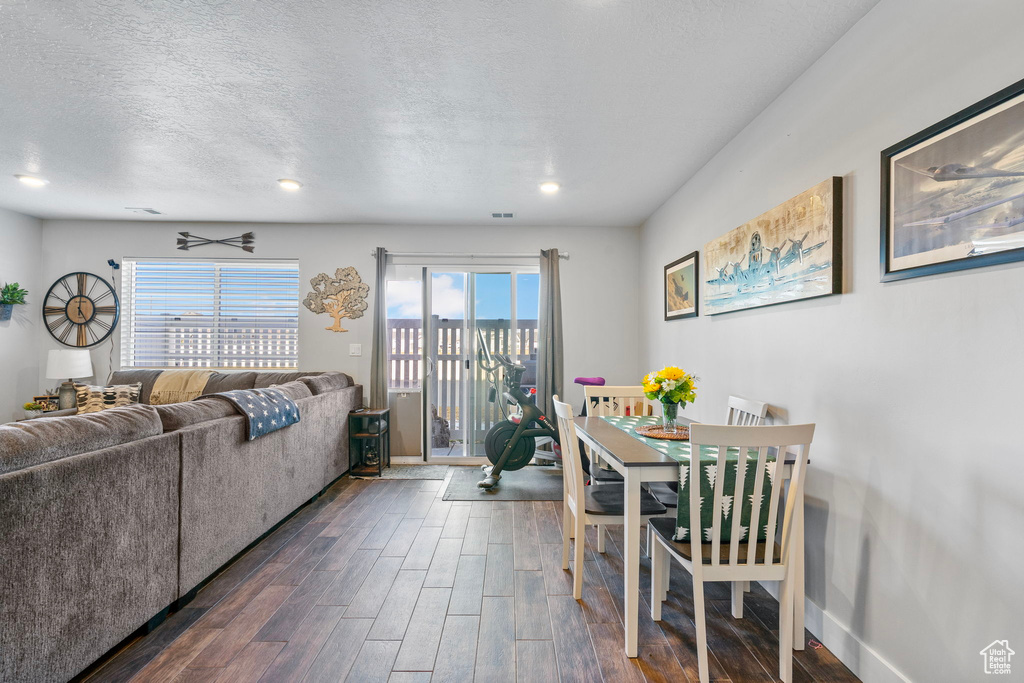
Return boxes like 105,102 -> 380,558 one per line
372,250 -> 569,260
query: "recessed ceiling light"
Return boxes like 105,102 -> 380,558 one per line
277,178 -> 302,191
15,174 -> 48,188
539,181 -> 560,194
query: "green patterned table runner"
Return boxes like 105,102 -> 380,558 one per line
599,416 -> 775,543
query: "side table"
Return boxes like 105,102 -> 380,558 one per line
349,408 -> 391,477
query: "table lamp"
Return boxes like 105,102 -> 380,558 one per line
46,349 -> 94,409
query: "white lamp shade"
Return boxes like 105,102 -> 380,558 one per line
46,349 -> 94,380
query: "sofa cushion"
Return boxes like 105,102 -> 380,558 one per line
155,398 -> 237,432
148,370 -> 215,405
0,404 -> 163,474
269,380 -> 314,401
74,382 -> 143,414
299,372 -> 353,394
108,369 -> 164,404
252,371 -> 320,389
204,371 -> 258,394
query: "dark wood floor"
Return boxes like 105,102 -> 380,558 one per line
86,471 -> 860,683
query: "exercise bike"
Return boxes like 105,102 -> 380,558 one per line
477,332 -> 560,489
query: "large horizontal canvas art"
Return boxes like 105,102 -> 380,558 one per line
882,78 -> 1024,281
703,177 -> 843,315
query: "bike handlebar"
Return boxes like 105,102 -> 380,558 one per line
477,348 -> 525,374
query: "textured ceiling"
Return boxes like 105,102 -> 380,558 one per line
0,0 -> 879,225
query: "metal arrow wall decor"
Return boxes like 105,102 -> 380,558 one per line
176,231 -> 255,253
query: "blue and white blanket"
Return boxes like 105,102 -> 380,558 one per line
206,388 -> 300,440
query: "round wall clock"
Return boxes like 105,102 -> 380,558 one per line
42,272 -> 120,347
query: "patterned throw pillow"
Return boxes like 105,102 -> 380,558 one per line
74,382 -> 143,414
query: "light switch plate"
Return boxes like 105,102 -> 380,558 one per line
349,343 -> 362,356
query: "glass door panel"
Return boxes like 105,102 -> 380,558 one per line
469,273 -> 512,457
515,272 -> 540,393
427,272 -> 468,457
385,277 -> 423,391
385,267 -> 425,457
423,267 -> 537,462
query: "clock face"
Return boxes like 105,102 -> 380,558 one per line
43,272 -> 120,348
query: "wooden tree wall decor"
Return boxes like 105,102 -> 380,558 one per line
303,267 -> 369,332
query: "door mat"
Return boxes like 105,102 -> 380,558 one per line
443,465 -> 563,501
354,465 -> 450,480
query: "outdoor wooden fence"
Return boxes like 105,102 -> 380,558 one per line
388,317 -> 538,441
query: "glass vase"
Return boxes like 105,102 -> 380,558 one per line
661,400 -> 679,433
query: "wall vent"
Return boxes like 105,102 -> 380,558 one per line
125,207 -> 162,215
491,212 -> 514,218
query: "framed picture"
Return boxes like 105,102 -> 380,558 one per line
33,395 -> 59,412
664,251 -> 699,320
703,177 -> 842,315
882,77 -> 1024,281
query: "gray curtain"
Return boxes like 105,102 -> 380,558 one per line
537,248 -> 564,419
369,247 -> 388,409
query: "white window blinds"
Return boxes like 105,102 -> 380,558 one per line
120,258 -> 299,368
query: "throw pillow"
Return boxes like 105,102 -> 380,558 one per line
74,382 -> 143,414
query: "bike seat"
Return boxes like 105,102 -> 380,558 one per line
574,377 -> 606,386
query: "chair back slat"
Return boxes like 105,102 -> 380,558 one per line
727,442 -> 749,566
726,395 -> 768,427
778,442 -> 811,568
585,386 -> 653,417
688,423 -> 814,568
708,444 -> 727,566
552,396 -> 585,517
762,452 -> 786,567
745,445 -> 769,566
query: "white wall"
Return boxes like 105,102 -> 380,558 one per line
0,208 -> 43,422
639,1 -> 1024,681
39,220 -> 641,408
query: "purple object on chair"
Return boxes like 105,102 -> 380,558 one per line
574,377 -> 606,386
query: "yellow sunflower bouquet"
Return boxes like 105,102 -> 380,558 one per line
642,366 -> 697,406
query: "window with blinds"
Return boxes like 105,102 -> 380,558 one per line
120,258 -> 299,368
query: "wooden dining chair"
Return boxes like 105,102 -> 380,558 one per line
647,395 -> 770,560
584,385 -> 654,418
552,395 -> 667,599
649,422 -> 814,683
726,394 -> 770,426
583,385 -> 653,485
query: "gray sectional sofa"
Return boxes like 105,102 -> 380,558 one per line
0,370 -> 362,683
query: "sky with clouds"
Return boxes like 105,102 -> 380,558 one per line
387,272 -> 538,320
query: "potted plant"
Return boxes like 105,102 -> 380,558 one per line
23,401 -> 44,419
1,282 -> 28,321
642,366 -> 698,433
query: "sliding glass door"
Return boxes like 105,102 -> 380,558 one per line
385,264 -> 539,462
421,266 -> 536,458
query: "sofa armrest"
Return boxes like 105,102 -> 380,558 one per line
0,432 -> 180,681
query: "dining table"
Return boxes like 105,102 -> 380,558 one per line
573,414 -> 804,658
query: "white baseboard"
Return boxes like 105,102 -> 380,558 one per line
758,582 -> 912,683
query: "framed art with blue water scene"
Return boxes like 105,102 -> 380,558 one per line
664,250 -> 698,320
703,177 -> 842,315
882,77 -> 1024,281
